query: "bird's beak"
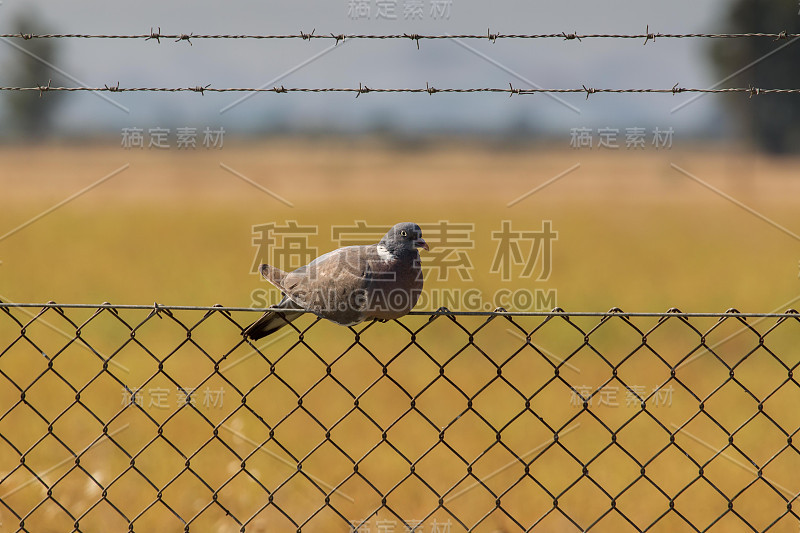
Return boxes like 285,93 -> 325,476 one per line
416,238 -> 429,251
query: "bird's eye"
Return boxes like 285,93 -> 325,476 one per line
400,230 -> 407,237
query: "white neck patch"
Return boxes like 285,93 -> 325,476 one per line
376,244 -> 395,262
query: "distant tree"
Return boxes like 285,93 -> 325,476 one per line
4,9 -> 63,139
708,0 -> 800,153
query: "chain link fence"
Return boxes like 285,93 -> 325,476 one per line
1,303 -> 799,532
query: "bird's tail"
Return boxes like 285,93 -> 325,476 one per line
243,297 -> 304,340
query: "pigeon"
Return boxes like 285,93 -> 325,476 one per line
243,222 -> 429,340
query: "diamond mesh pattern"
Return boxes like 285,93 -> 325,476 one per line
1,303 -> 799,532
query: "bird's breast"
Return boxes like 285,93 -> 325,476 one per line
365,255 -> 424,319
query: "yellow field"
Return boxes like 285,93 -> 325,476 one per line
2,140 -> 799,309
1,140 -> 799,532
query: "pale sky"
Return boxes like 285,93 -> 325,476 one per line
0,0 -> 739,137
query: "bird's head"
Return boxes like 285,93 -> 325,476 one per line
380,222 -> 429,253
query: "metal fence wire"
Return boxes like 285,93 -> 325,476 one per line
1,303 -> 800,533
4,27 -> 800,98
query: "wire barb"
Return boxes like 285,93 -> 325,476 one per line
643,24 -> 656,45
748,85 -> 762,97
37,79 -> 51,98
190,84 -> 211,95
355,82 -> 370,98
145,26 -> 162,43
404,33 -> 421,49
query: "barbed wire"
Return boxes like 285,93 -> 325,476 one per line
1,83 -> 799,98
0,28 -> 797,45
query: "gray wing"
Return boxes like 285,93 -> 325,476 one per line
242,295 -> 304,340
269,245 -> 375,326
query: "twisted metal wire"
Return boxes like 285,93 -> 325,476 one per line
0,29 -> 797,44
1,301 -> 799,318
2,84 -> 799,97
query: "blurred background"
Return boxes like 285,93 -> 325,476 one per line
1,0 -> 798,311
2,2 -> 800,531
0,0 -> 797,142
